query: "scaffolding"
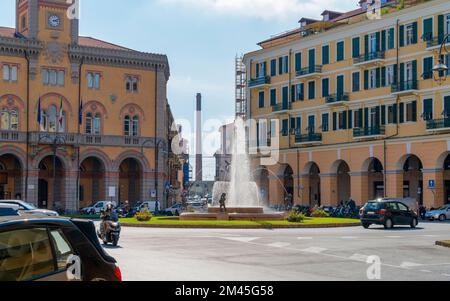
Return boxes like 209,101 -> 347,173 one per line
235,55 -> 247,119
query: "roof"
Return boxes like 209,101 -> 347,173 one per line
0,26 -> 134,52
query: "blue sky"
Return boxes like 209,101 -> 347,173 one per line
0,0 -> 357,179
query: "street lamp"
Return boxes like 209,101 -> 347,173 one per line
141,138 -> 167,205
432,33 -> 450,84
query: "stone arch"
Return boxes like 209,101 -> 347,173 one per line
80,149 -> 113,171
32,150 -> 73,171
330,159 -> 351,174
437,151 -> 450,170
34,93 -> 74,116
0,94 -> 26,111
303,161 -> 321,175
113,150 -> 151,172
0,145 -> 26,170
119,103 -> 145,121
84,100 -> 109,119
396,153 -> 423,171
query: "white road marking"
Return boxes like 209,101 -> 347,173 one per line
297,237 -> 313,240
400,262 -> 423,269
420,270 -> 432,273
386,236 -> 402,239
422,235 -> 439,237
301,247 -> 327,254
267,242 -> 291,248
341,236 -> 358,239
349,254 -> 370,262
222,237 -> 261,243
443,274 -> 450,277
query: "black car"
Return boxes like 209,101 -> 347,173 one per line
0,215 -> 122,281
360,200 -> 419,229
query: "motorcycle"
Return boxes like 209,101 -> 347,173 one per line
97,211 -> 121,246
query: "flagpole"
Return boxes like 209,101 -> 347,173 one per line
76,57 -> 84,213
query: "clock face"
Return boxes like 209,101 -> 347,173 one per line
48,15 -> 61,28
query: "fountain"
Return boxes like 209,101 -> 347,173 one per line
180,117 -> 285,221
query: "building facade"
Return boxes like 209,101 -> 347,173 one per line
244,0 -> 450,208
0,0 -> 175,212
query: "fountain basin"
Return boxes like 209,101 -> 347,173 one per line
180,207 -> 286,221
207,207 -> 264,214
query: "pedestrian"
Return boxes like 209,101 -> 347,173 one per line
219,193 -> 227,213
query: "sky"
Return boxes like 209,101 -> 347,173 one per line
0,0 -> 358,180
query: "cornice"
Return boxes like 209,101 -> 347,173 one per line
0,36 -> 43,57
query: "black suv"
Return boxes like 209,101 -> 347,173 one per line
0,215 -> 122,281
360,200 -> 419,229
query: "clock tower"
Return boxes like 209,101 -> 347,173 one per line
15,0 -> 79,44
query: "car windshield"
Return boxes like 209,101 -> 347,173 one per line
15,201 -> 36,210
438,206 -> 450,210
365,202 -> 382,210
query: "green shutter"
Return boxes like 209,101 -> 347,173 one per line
348,110 -> 353,129
322,45 -> 329,65
290,118 -> 295,129
376,32 -> 381,52
381,66 -> 386,87
423,99 -> 433,120
295,53 -> 301,72
423,57 -> 433,79
343,111 -> 347,130
438,15 -> 444,43
423,18 -> 433,41
358,109 -> 363,128
259,91 -> 265,108
393,63 -> 398,84
400,63 -> 405,84
412,101 -> 417,122
364,34 -> 369,54
388,28 -> 395,49
412,22 -> 418,44
381,30 -> 386,51
337,41 -> 344,61
270,59 -> 276,76
376,67 -> 381,88
256,63 -> 260,78
333,112 -> 337,131
412,60 -> 417,81
364,70 -> 369,90
393,104 -> 398,124
399,25 -> 405,47
300,83 -> 304,101
279,57 -> 283,75
364,108 -> 369,128
352,37 -> 360,58
270,89 -> 276,106
291,85 -> 296,102
322,78 -> 329,97
399,103 -> 405,123
381,105 -> 386,125
375,106 -> 380,127
263,62 -> 267,76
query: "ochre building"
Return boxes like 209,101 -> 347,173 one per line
244,0 -> 450,208
0,0 -> 176,212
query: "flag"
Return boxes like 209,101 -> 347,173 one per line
58,96 -> 63,128
78,100 -> 83,126
37,96 -> 41,126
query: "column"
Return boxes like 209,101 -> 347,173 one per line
64,171 -> 78,214
268,175 -> 283,205
350,172 -> 369,206
422,169 -> 444,208
320,173 -> 338,206
385,170 -> 403,198
25,169 -> 39,206
104,171 -> 119,205
297,174 -> 310,206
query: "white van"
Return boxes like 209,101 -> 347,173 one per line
134,201 -> 160,213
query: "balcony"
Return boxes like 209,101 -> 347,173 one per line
29,132 -> 78,145
353,51 -> 385,66
271,103 -> 292,113
295,132 -> 322,145
353,126 -> 386,139
426,35 -> 450,50
326,93 -> 350,106
296,65 -> 322,79
426,118 -> 450,132
248,76 -> 271,88
391,80 -> 418,95
0,130 -> 26,143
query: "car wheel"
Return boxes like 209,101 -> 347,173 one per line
112,237 -> 119,247
384,218 -> 394,229
439,215 -> 446,222
103,241 -> 108,246
362,223 -> 370,229
410,218 -> 418,229
175,210 -> 179,216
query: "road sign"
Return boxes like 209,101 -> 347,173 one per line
151,190 -> 157,198
428,180 -> 436,190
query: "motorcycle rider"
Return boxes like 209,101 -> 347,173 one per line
100,202 -> 116,236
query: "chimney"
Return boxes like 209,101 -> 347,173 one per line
195,93 -> 203,182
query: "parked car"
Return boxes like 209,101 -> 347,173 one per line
0,204 -> 20,217
164,203 -> 183,216
0,214 -> 121,281
81,201 -> 117,215
133,201 -> 160,214
0,200 -> 59,217
186,201 -> 205,211
360,199 -> 419,229
425,204 -> 450,221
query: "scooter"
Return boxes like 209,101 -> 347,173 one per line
97,212 -> 121,246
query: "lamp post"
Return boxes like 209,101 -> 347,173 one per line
141,138 -> 167,205
432,33 -> 450,84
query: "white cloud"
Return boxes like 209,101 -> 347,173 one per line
157,0 -> 357,20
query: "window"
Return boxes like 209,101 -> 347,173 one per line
41,105 -> 65,133
354,110 -> 362,128
369,32 -> 378,53
336,41 -> 345,62
322,113 -> 329,132
405,22 -> 417,45
2,64 -> 18,82
423,99 -> 433,121
49,229 -> 75,271
352,72 -> 360,92
281,119 -> 288,136
124,116 -> 139,137
387,27 -> 395,49
322,45 -> 330,65
42,68 -> 64,86
322,78 -> 329,98
406,101 -> 417,122
293,84 -> 304,101
387,105 -> 397,124
283,56 -> 289,74
0,109 -> 19,131
85,113 -> 101,135
124,115 -> 130,136
369,68 -> 377,89
258,91 -> 265,108
270,89 -> 277,106
270,59 -> 277,76
278,56 -> 289,75
338,111 -> 347,130
126,76 -> 139,92
385,65 -> 395,86
308,81 -> 315,100
256,62 -> 266,78
87,72 -> 101,89
295,53 -> 301,72
0,228 -> 55,281
85,112 -> 92,134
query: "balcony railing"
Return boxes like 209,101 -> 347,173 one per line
426,35 -> 450,49
272,103 -> 292,112
0,130 -> 26,142
391,80 -> 418,94
295,132 -> 322,144
427,118 -> 450,131
248,76 -> 271,88
29,132 -> 78,145
353,51 -> 385,65
326,93 -> 350,104
296,65 -> 322,78
353,126 -> 386,138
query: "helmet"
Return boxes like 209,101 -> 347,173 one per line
106,202 -> 113,211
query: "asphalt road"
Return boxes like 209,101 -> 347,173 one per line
102,222 -> 450,281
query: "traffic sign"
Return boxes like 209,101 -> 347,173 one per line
428,180 -> 436,190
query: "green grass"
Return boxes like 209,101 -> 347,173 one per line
64,214 -> 101,220
120,216 -> 359,226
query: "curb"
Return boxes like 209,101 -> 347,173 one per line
121,222 -> 362,230
436,241 -> 450,248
